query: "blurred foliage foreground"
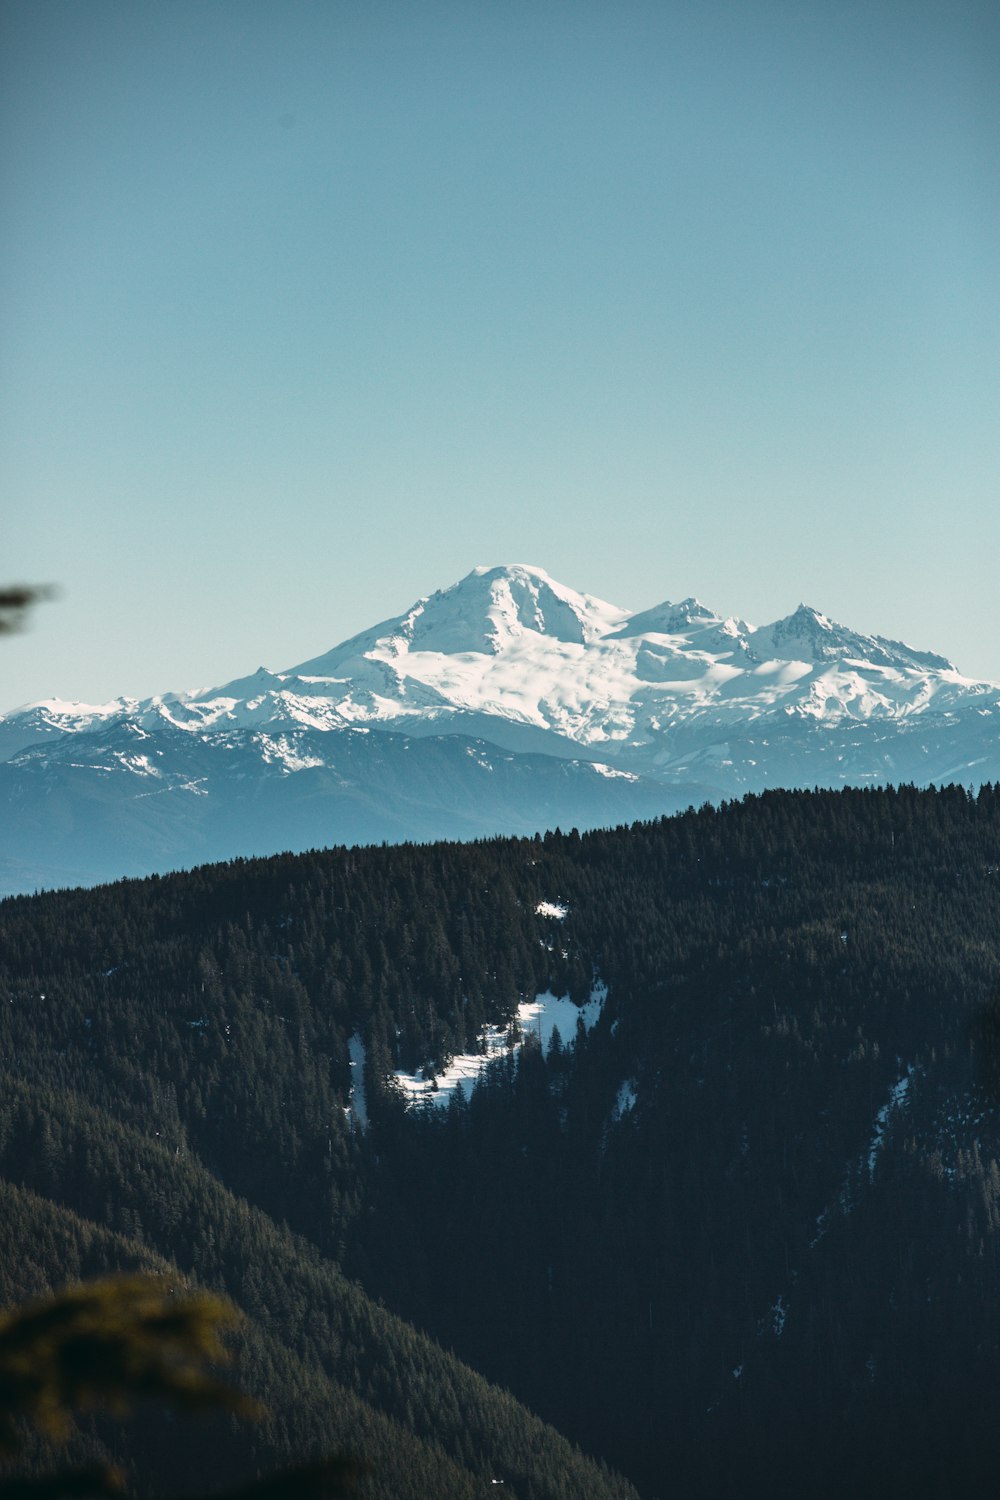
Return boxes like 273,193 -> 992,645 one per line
0,1276 -> 360,1500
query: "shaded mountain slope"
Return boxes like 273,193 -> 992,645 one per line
0,1082 -> 638,1500
0,1180 -> 490,1500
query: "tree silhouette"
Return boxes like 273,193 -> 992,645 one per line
0,587 -> 56,635
0,1277 -> 360,1500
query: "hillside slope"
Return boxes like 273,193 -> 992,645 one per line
3,785 -> 1000,1496
0,1081 -> 638,1500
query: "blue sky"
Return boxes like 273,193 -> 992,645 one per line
2,0 -> 997,709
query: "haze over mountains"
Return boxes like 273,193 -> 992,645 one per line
2,564 -> 998,893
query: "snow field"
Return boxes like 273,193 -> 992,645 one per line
8,563 -> 993,763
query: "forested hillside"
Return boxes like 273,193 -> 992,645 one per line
3,785 -> 1000,1497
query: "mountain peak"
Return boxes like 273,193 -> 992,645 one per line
468,562 -> 556,585
612,594 -> 725,640
750,604 -> 956,673
412,563 -> 623,652
290,565 -> 627,676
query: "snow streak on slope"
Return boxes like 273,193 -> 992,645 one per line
867,1067 -> 915,1180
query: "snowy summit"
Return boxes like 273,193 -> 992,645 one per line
1,563 -> 998,893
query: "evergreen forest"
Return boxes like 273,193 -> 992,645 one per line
2,784 -> 1000,1497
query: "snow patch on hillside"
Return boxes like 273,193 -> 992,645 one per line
518,985 -> 604,1051
591,762 -> 639,781
394,983 -> 606,1108
256,734 -> 325,773
347,1033 -> 369,1130
613,1079 -> 638,1118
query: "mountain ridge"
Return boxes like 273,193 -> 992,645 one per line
2,564 -> 997,893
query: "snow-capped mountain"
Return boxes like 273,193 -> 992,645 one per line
2,564 -> 997,893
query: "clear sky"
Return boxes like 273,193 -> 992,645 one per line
2,0 -> 997,710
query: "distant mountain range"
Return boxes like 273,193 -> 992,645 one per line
2,563 -> 998,893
